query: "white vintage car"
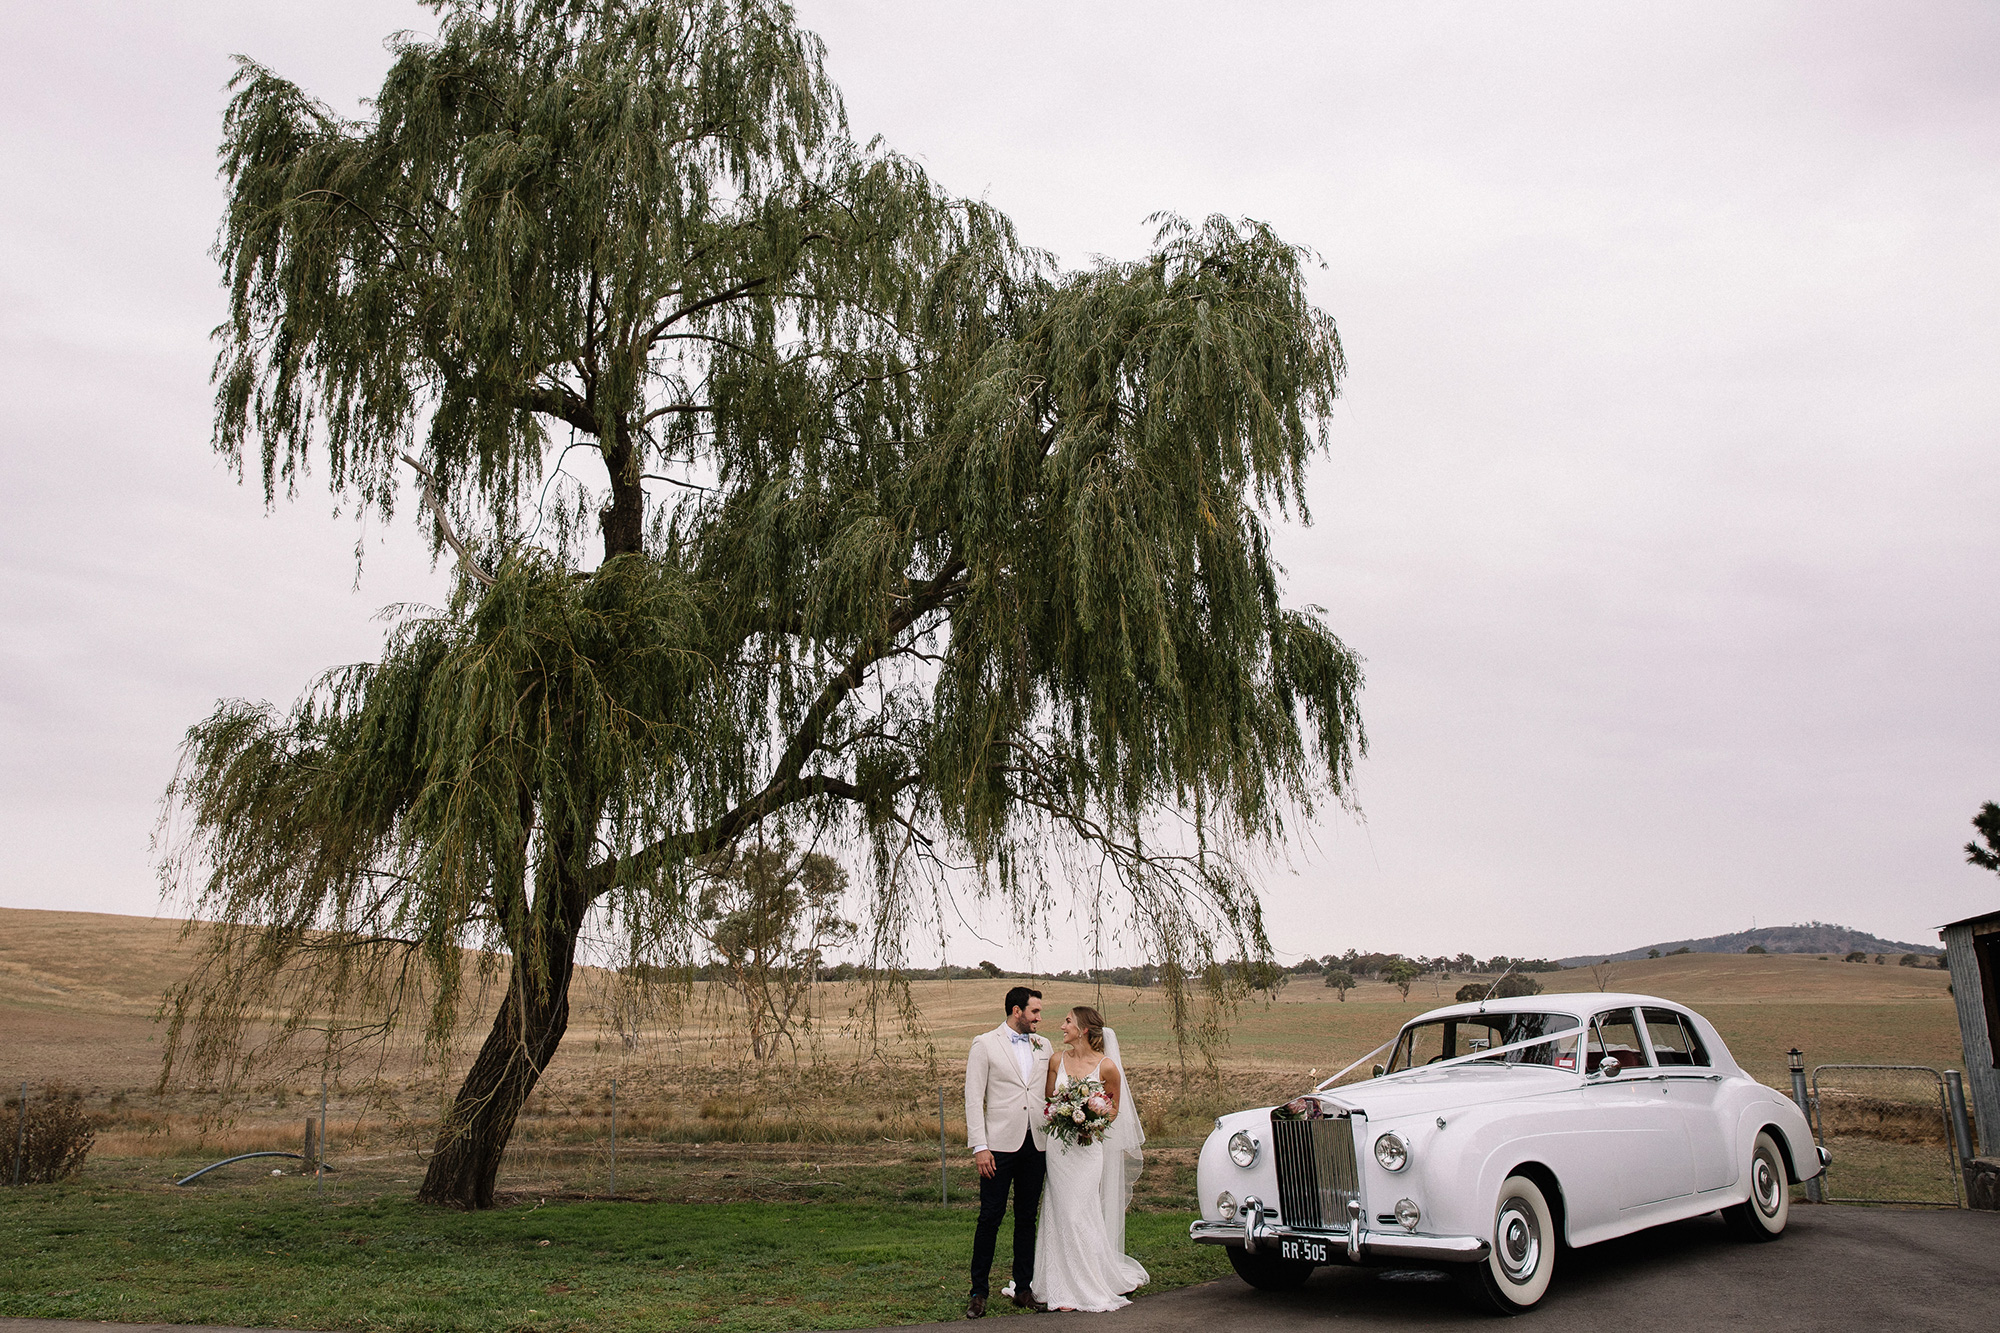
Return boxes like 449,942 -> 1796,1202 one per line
1191,992 -> 1829,1312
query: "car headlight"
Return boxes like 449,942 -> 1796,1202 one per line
1374,1132 -> 1409,1172
1216,1191 -> 1238,1220
1394,1197 -> 1421,1231
1228,1130 -> 1259,1167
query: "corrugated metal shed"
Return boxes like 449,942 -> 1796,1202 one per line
1939,908 -> 2000,1157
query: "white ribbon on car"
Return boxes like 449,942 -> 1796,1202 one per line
1313,1026 -> 1584,1095
1313,1038 -> 1399,1092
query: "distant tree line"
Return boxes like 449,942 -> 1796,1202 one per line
762,949 -> 1570,997
1298,950 -> 1563,979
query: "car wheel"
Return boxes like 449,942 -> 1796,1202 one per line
1723,1130 -> 1790,1241
1225,1245 -> 1315,1290
1459,1173 -> 1556,1314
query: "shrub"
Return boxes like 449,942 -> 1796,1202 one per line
1455,975 -> 1545,1003
1745,944 -> 1767,954
0,1087 -> 95,1185
1844,951 -> 1867,963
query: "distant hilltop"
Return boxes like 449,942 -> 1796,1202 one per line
1560,921 -> 1939,966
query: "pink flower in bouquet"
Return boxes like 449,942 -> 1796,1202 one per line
1071,1107 -> 1086,1122
1085,1093 -> 1112,1115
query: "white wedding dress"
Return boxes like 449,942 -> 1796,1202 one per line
1029,1033 -> 1149,1313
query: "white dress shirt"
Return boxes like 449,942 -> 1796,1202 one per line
1009,1029 -> 1034,1083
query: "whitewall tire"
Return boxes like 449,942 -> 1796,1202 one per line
1460,1173 -> 1556,1314
1723,1130 -> 1790,1241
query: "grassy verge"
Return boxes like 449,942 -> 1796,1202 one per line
1814,1136 -> 1964,1207
0,1166 -> 1226,1332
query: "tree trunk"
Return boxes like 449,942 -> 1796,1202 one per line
598,420 -> 645,561
417,883 -> 588,1208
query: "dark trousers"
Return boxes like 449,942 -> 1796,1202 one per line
969,1141 -> 1045,1298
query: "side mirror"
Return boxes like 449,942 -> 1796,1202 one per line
1372,1064 -> 1385,1079
1600,1056 -> 1621,1078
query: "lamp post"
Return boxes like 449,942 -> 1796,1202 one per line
1788,1049 -> 1821,1203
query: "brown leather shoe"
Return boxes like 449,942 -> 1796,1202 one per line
966,1294 -> 987,1319
1011,1292 -> 1045,1311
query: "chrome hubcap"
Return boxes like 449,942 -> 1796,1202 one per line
1753,1153 -> 1781,1216
1495,1196 -> 1540,1283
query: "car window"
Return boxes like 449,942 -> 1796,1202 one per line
1587,1008 -> 1649,1073
1389,1021 -> 1447,1071
1385,1012 -> 1581,1073
1642,1008 -> 1709,1067
1469,1012 -> 1582,1069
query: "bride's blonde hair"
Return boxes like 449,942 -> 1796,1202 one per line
1071,1005 -> 1106,1053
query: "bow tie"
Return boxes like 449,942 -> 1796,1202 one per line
1010,1032 -> 1031,1043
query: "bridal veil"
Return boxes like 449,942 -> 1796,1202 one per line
1100,1026 -> 1145,1256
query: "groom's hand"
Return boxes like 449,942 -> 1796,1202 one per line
975,1149 -> 996,1178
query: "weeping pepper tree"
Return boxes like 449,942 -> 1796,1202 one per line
159,0 -> 1365,1208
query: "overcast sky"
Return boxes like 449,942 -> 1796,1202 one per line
2,1 -> 1995,969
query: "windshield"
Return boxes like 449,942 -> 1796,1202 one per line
1385,1011 -> 1582,1073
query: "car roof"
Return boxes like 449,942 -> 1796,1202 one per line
1403,992 -> 1693,1025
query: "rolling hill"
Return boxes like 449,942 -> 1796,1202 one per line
1559,920 -> 1938,966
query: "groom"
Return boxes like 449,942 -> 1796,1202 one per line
964,986 -> 1051,1317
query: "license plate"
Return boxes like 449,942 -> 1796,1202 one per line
1280,1238 -> 1331,1264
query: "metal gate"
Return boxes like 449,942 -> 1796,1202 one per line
1809,1065 -> 1962,1207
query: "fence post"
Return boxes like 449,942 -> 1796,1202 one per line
609,1077 -> 617,1199
1787,1049 -> 1821,1203
11,1082 -> 23,1187
1945,1071 -> 1976,1172
304,1117 -> 317,1171
938,1083 -> 947,1205
317,1072 -> 327,1202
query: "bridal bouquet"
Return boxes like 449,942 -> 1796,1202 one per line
1043,1077 -> 1114,1146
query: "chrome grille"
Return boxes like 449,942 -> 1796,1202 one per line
1270,1115 -> 1359,1230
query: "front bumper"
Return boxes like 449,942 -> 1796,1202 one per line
1190,1207 -> 1489,1267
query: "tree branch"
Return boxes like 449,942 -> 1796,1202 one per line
581,567 -> 956,906
400,454 -> 496,588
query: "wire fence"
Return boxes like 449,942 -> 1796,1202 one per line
1810,1065 -> 1963,1207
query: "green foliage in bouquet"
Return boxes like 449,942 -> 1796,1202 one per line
1044,1078 -> 1114,1147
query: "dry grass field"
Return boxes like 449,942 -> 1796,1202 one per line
0,907 -> 1970,1200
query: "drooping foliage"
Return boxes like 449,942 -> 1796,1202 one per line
164,0 -> 1364,1206
1967,802 -> 2000,873
160,552 -> 707,1075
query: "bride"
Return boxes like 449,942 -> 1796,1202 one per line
1028,1005 -> 1150,1312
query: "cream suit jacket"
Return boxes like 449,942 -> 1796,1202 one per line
965,1023 -> 1052,1154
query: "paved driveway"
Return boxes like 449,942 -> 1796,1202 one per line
918,1206 -> 2000,1333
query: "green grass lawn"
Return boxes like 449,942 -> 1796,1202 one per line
0,1177 -> 1227,1332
